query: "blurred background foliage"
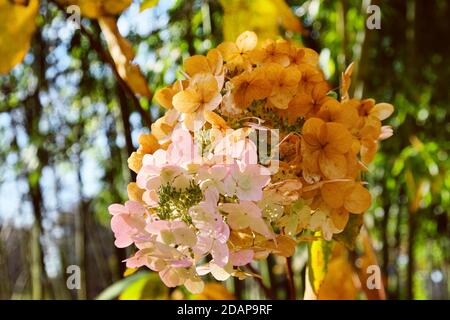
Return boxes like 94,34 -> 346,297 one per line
0,0 -> 448,300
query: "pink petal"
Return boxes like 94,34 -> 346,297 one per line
230,250 -> 254,266
211,241 -> 229,267
125,201 -> 146,215
114,234 -> 133,248
108,203 -> 126,216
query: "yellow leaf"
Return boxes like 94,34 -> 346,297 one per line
123,267 -> 138,277
356,228 -> 386,300
119,273 -> 169,300
308,233 -> 333,294
98,17 -> 151,98
191,283 -> 235,300
60,0 -> 132,19
140,0 -> 159,12
0,0 -> 39,74
317,243 -> 358,300
272,0 -> 302,33
220,0 -> 301,42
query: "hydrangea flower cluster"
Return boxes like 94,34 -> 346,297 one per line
109,31 -> 394,293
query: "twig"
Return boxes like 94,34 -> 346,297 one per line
49,0 -> 153,129
286,257 -> 296,300
246,264 -> 276,300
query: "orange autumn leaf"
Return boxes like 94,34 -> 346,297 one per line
317,243 -> 358,300
0,0 -> 39,74
192,283 -> 235,300
98,17 -> 151,98
356,228 -> 386,300
61,0 -> 132,19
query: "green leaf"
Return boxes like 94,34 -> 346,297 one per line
326,90 -> 338,99
140,0 -> 159,12
333,214 -> 364,250
28,171 -> 41,188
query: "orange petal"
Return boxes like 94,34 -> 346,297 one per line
217,41 -> 239,63
206,48 -> 223,75
330,208 -> 349,230
204,111 -> 228,129
268,92 -> 294,109
138,133 -> 159,154
299,48 -> 319,66
302,118 -> 325,137
288,93 -> 313,117
360,138 -> 378,164
203,93 -> 222,111
318,98 -> 358,128
302,118 -> 325,145
371,103 -> 394,121
193,73 -> 219,102
127,182 -> 144,202
282,66 -> 302,88
311,81 -> 330,100
319,151 -> 347,179
236,31 -> 258,52
172,89 -> 201,113
184,55 -> 210,76
128,152 -> 143,173
302,149 -> 321,175
264,63 -> 284,82
154,86 -> 174,109
325,122 -> 352,153
321,182 -> 347,208
247,78 -> 271,101
233,85 -> 249,108
344,183 -> 371,213
151,117 -> 174,140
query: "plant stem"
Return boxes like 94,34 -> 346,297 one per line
286,257 -> 296,300
246,264 -> 276,300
